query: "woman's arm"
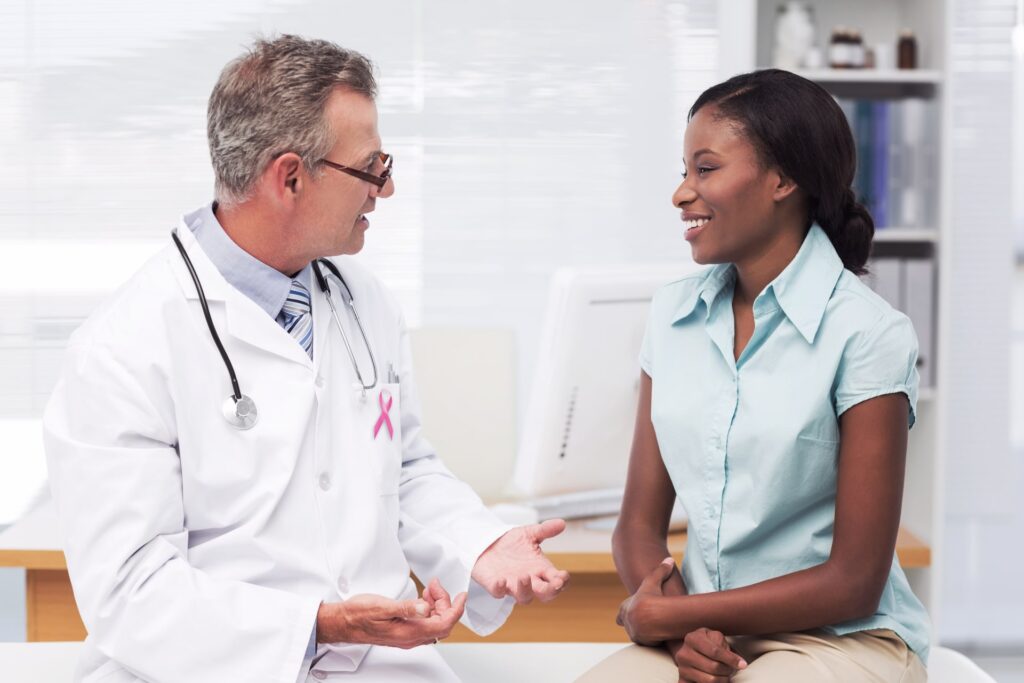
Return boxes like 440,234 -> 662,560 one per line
613,371 -> 687,598
623,392 -> 910,643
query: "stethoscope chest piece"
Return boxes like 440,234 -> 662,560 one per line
172,228 -> 375,430
223,394 -> 258,430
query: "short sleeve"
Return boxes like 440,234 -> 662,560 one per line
834,312 -> 920,428
639,302 -> 655,376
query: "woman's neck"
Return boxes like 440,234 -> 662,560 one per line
732,225 -> 806,305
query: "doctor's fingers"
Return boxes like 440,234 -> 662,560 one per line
393,598 -> 432,620
541,566 -> 570,591
507,575 -> 535,604
427,578 -> 453,611
405,593 -> 467,641
528,518 -> 568,544
530,574 -> 566,603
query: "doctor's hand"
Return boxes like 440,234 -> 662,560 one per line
471,519 -> 570,604
617,557 -> 675,646
316,586 -> 467,649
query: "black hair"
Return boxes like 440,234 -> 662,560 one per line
689,69 -> 873,275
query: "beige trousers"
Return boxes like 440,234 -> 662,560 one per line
576,629 -> 927,682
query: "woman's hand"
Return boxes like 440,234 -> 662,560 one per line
672,627 -> 747,683
617,557 -> 676,645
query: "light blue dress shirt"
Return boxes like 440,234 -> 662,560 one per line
640,224 -> 931,662
184,202 -> 320,666
185,202 -> 314,323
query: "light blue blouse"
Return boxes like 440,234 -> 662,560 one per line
640,224 -> 931,662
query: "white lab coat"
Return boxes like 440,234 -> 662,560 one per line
43,218 -> 514,682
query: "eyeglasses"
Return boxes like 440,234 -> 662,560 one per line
320,152 -> 393,189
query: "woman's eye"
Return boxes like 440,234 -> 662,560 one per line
681,167 -> 714,180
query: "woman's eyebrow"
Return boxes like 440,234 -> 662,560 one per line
683,148 -> 718,164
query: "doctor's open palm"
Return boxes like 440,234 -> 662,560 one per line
471,518 -> 571,604
317,578 -> 467,649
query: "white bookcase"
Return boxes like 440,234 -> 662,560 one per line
720,0 -> 950,629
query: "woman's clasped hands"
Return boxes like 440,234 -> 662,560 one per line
618,558 -> 748,682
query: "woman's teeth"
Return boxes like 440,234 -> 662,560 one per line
684,218 -> 710,230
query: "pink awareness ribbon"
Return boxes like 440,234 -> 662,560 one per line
373,389 -> 394,440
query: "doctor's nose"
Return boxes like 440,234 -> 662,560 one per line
372,175 -> 395,199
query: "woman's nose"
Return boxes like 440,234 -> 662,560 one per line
672,180 -> 696,208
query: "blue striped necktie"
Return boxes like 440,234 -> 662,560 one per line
278,279 -> 313,359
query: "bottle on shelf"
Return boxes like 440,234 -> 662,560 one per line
851,29 -> 866,69
829,27 -> 851,69
773,1 -> 815,71
898,29 -> 918,69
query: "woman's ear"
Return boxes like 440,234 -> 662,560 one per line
771,169 -> 800,203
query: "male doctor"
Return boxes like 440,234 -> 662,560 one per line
43,35 -> 568,682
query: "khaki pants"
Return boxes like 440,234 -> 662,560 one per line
576,629 -> 927,682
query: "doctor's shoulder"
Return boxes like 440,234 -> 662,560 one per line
67,245 -> 181,351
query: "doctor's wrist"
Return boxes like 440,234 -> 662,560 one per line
315,601 -> 349,644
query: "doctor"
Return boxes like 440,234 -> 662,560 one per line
44,35 -> 568,683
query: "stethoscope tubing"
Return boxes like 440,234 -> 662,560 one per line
172,230 -> 243,402
172,229 -> 379,429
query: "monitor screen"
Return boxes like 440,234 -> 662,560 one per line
513,263 -> 704,497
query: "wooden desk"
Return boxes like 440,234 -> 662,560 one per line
0,503 -> 931,643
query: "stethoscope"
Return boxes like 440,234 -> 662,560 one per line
171,229 -> 379,430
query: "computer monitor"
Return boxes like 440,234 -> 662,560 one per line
512,262 -> 706,499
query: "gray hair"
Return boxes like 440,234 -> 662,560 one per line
207,35 -> 377,206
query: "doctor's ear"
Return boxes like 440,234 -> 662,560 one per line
267,152 -> 303,201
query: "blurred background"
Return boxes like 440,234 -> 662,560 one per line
0,0 -> 1021,679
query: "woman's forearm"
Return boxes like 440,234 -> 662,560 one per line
644,559 -> 874,641
613,523 -> 687,597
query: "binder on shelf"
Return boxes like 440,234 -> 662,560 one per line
904,258 -> 936,389
870,257 -> 903,310
854,100 -> 874,212
836,96 -> 938,234
865,256 -> 936,390
871,101 -> 891,226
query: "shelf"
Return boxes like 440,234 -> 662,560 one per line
794,69 -> 943,84
873,228 -> 940,244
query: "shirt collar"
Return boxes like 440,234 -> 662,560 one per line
670,224 -> 844,344
767,223 -> 844,344
670,263 -> 735,324
184,202 -> 313,320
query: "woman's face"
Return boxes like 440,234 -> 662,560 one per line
672,107 -> 787,266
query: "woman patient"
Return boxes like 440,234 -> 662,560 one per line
578,69 -> 929,682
